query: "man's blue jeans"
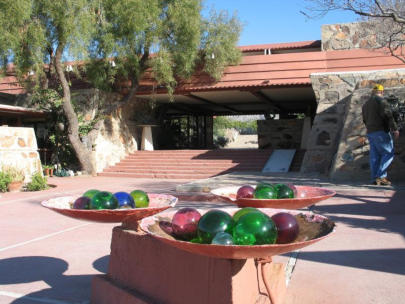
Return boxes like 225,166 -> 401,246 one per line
367,131 -> 394,180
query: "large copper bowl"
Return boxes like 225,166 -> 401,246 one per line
41,193 -> 178,223
140,208 -> 335,259
210,185 -> 336,209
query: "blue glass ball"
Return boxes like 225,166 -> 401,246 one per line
113,191 -> 135,209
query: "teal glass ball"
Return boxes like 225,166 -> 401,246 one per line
211,232 -> 234,245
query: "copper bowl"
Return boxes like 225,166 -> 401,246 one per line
41,193 -> 178,223
140,208 -> 335,259
210,185 -> 336,209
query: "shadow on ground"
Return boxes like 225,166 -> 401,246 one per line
298,189 -> 405,275
0,255 -> 109,303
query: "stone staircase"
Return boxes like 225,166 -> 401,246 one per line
99,149 -> 273,179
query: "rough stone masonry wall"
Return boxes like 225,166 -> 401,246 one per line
72,89 -> 141,173
301,69 -> 405,182
257,119 -> 304,149
321,22 -> 378,51
0,127 -> 42,182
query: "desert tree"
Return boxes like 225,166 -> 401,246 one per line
0,0 -> 242,174
0,0 -> 99,174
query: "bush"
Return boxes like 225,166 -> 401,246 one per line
213,136 -> 229,148
0,171 -> 12,192
26,173 -> 49,191
213,116 -> 257,136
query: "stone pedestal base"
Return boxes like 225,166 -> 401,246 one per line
91,226 -> 286,304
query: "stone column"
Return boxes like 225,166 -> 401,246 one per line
301,72 -> 355,174
301,69 -> 405,182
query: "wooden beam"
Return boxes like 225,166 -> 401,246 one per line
249,91 -> 281,112
187,93 -> 241,114
164,102 -> 214,116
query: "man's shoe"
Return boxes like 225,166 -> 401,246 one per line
375,178 -> 392,186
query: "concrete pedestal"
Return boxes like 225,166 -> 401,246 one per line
91,226 -> 286,304
139,125 -> 158,151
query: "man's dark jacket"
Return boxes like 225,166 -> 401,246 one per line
362,95 -> 398,133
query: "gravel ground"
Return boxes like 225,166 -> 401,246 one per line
223,134 -> 258,149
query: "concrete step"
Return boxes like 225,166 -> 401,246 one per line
115,160 -> 267,166
98,171 -> 223,179
99,149 -> 273,179
107,164 -> 264,170
102,167 -> 263,174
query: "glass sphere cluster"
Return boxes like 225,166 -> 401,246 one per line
169,207 -> 299,245
72,189 -> 150,210
236,182 -> 296,200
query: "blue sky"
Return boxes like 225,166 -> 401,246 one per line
203,0 -> 358,45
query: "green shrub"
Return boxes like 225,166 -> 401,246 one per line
0,171 -> 12,192
213,116 -> 257,136
26,173 -> 49,191
213,136 -> 229,148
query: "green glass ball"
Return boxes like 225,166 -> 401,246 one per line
197,210 -> 234,244
83,189 -> 100,199
233,211 -> 277,245
274,183 -> 295,199
254,185 -> 277,199
90,191 -> 118,210
130,190 -> 150,208
233,207 -> 261,222
255,182 -> 273,191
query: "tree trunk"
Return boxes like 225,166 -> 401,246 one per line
54,44 -> 96,175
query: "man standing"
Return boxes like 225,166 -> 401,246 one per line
362,84 -> 400,185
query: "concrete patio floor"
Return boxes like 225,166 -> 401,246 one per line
0,173 -> 404,304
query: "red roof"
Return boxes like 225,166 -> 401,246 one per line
139,47 -> 405,93
2,42 -> 405,95
0,76 -> 25,95
238,40 -> 321,52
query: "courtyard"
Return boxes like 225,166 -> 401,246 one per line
0,173 -> 404,303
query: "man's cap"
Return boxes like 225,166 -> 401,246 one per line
373,84 -> 384,91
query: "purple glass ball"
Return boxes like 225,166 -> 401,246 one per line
73,196 -> 91,209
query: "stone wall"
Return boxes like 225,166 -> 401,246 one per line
302,69 -> 405,182
321,22 -> 377,51
72,89 -> 147,173
0,127 -> 42,181
257,119 -> 304,149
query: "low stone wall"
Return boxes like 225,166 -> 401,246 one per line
302,69 -> 405,181
0,127 -> 42,181
257,119 -> 304,149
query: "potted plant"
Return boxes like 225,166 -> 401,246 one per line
2,166 -> 25,192
43,164 -> 54,177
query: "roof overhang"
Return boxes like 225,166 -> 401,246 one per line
138,84 -> 316,116
0,104 -> 48,117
